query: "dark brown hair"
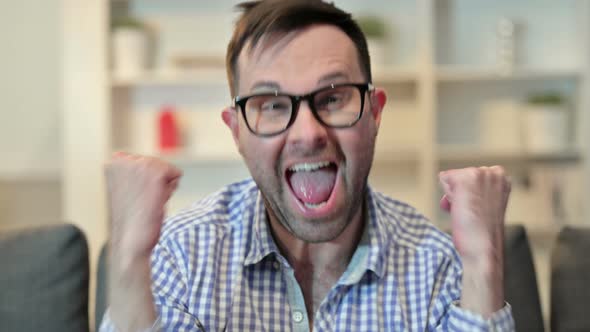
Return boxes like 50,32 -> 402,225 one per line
226,0 -> 371,97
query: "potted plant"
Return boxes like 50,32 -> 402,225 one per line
522,92 -> 570,153
111,17 -> 149,79
356,15 -> 388,67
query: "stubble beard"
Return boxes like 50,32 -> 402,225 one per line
256,161 -> 369,243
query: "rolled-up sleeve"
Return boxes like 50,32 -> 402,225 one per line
98,310 -> 161,332
445,302 -> 514,331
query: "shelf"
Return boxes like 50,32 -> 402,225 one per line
374,147 -> 421,164
93,0 -> 590,242
372,66 -> 417,84
112,66 -> 417,87
434,219 -> 560,243
133,149 -> 242,166
436,66 -> 581,82
0,168 -> 61,182
129,148 -> 418,166
438,146 -> 581,164
111,69 -> 228,87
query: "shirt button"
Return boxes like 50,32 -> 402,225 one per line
272,261 -> 281,270
292,310 -> 304,323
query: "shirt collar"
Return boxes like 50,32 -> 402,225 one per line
243,187 -> 391,280
338,187 -> 388,284
243,192 -> 281,266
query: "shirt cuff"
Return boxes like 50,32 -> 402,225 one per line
144,317 -> 162,332
447,301 -> 515,332
99,309 -> 162,332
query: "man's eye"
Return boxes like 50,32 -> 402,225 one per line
318,94 -> 344,107
261,101 -> 289,111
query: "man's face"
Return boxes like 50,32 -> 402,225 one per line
223,25 -> 386,242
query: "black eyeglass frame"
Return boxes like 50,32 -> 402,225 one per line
232,82 -> 374,137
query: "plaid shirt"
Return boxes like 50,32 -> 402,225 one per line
100,178 -> 514,332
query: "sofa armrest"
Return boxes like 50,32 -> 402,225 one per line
0,223 -> 90,332
551,226 -> 590,332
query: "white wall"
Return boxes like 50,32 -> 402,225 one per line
0,0 -> 62,225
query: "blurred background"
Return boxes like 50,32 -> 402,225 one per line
1,0 -> 589,330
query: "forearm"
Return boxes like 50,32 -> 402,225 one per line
460,255 -> 504,318
108,253 -> 157,332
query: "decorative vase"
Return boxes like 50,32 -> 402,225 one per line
522,105 -> 569,153
112,27 -> 148,78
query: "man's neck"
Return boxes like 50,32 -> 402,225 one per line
267,205 -> 365,274
266,203 -> 366,326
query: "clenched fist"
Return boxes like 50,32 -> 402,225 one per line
439,166 -> 511,316
104,152 -> 182,331
105,152 -> 182,261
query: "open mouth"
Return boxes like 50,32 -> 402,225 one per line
286,161 -> 338,209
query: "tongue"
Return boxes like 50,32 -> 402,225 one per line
289,167 -> 336,205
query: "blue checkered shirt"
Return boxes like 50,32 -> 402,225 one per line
100,178 -> 514,331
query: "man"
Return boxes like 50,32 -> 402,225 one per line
100,1 -> 514,331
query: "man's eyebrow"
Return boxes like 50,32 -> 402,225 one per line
250,81 -> 281,93
248,72 -> 348,94
317,72 -> 349,85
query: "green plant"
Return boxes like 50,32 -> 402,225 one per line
527,92 -> 566,106
356,15 -> 387,39
111,16 -> 145,30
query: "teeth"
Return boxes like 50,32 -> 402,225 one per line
289,161 -> 331,173
304,201 -> 327,209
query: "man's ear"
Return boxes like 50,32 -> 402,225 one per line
222,107 -> 240,147
370,88 -> 387,130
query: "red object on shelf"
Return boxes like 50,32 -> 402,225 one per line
158,106 -> 179,152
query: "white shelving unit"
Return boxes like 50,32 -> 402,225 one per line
92,0 -> 590,233
61,1 -> 590,327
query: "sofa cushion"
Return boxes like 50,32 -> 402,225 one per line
0,223 -> 89,332
551,226 -> 590,332
503,225 -> 544,332
95,243 -> 108,332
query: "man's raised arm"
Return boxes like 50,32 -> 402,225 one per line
101,153 -> 182,332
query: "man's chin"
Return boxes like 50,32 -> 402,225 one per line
282,216 -> 351,243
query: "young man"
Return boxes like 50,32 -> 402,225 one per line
101,1 -> 514,331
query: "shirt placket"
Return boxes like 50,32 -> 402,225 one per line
280,262 -> 311,332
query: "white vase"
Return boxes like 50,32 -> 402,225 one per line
522,105 -> 569,153
112,28 -> 148,79
479,100 -> 523,152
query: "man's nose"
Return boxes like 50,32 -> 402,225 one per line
286,101 -> 328,150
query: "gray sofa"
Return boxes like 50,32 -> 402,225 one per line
1,222 -> 586,332
551,226 -> 590,332
503,225 -> 544,331
0,224 -> 89,332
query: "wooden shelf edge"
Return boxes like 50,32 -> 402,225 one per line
374,147 -> 421,163
111,69 -> 228,87
436,66 -> 581,82
114,148 -> 243,165
438,146 -> 581,163
372,66 -> 418,84
0,169 -> 61,182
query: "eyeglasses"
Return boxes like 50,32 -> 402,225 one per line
233,82 -> 373,137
